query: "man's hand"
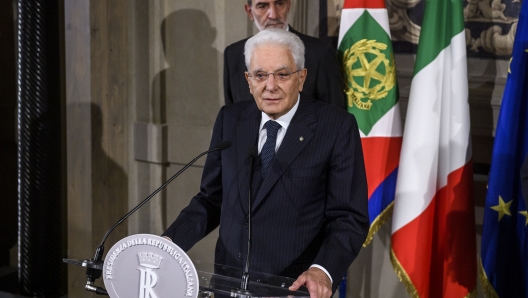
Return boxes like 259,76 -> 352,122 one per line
289,267 -> 332,298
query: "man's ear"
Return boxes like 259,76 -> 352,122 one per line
298,68 -> 307,92
244,4 -> 254,20
245,72 -> 254,95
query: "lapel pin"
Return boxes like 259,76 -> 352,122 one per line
299,136 -> 304,141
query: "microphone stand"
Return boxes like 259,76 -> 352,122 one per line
64,141 -> 231,295
234,147 -> 257,297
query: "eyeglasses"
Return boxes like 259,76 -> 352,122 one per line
246,69 -> 303,83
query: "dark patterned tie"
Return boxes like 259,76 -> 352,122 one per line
260,120 -> 281,179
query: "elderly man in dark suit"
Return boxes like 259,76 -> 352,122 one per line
224,0 -> 346,110
163,29 -> 368,298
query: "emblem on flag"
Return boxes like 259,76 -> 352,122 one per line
342,39 -> 396,111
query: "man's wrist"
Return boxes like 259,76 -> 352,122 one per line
309,264 -> 333,283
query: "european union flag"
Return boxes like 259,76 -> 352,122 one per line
480,1 -> 528,297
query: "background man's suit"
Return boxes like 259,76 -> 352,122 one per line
163,95 -> 369,290
223,27 -> 346,110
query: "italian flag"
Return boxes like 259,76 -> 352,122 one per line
337,0 -> 402,245
390,0 -> 477,297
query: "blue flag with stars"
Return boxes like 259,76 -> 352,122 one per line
480,1 -> 528,297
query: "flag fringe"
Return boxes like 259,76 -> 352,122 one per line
466,287 -> 477,298
478,257 -> 499,298
363,201 -> 394,247
390,248 -> 478,298
389,247 -> 419,298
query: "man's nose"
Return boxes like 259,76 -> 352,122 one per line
268,4 -> 277,19
265,74 -> 278,90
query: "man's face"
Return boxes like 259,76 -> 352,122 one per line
245,0 -> 290,31
245,44 -> 306,120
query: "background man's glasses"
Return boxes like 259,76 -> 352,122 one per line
247,69 -> 302,83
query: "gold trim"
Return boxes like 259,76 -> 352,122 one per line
478,257 -> 499,298
465,286 -> 477,298
390,246 -> 477,297
390,247 -> 419,297
363,202 -> 394,246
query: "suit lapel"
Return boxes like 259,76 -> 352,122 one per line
288,26 -> 300,36
236,103 -> 261,213
252,96 -> 318,211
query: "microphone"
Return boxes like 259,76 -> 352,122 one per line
216,140 -> 232,151
238,146 -> 258,294
64,140 -> 232,295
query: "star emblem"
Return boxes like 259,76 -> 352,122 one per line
519,211 -> 528,226
342,39 -> 395,111
490,195 -> 512,221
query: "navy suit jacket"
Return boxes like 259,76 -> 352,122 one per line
163,95 -> 368,290
223,27 -> 346,110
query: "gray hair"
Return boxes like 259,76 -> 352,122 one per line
244,28 -> 305,71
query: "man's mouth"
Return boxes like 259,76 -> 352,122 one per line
266,22 -> 284,28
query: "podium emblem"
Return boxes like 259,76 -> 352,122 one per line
103,234 -> 198,298
138,253 -> 162,298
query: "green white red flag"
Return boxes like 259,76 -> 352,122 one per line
338,0 -> 402,245
390,0 -> 477,296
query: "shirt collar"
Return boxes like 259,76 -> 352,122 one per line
259,94 -> 300,132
